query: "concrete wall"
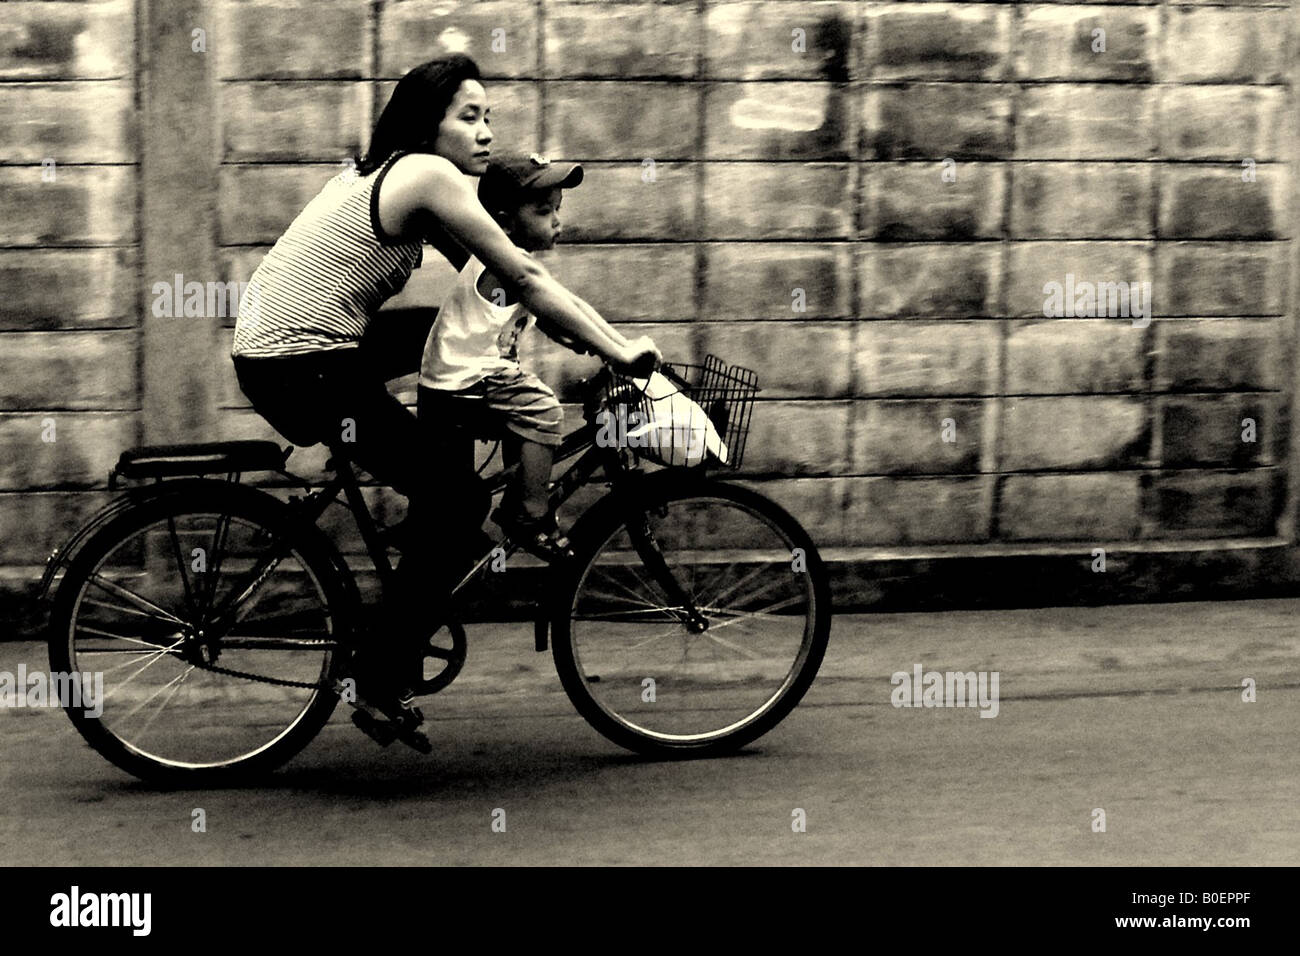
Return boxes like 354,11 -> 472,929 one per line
3,0 -> 1300,614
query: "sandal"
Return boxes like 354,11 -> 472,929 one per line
491,498 -> 575,564
348,644 -> 424,726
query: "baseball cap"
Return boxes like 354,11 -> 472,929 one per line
478,152 -> 584,213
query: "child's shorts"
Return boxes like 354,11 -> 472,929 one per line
419,366 -> 563,448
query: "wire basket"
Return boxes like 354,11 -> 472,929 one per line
601,354 -> 759,469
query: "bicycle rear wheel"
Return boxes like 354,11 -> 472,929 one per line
47,481 -> 354,784
552,477 -> 831,757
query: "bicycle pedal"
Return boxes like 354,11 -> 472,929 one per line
350,709 -> 398,747
393,698 -> 424,727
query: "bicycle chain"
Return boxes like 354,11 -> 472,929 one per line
195,659 -> 335,691
169,641 -> 345,692
188,632 -> 466,694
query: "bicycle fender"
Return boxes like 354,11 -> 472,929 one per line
38,493 -> 139,601
36,480 -> 222,601
37,479 -> 314,603
563,468 -> 722,553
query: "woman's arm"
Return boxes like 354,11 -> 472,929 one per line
568,293 -> 631,349
405,155 -> 658,371
534,315 -> 586,353
536,291 -> 630,353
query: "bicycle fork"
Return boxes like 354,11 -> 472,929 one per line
622,508 -> 710,633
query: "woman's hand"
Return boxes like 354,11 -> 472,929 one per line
611,336 -> 661,377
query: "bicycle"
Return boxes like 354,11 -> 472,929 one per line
40,354 -> 832,784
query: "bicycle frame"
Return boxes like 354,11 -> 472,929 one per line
212,405 -> 716,658
42,354 -> 831,775
200,409 -> 620,643
44,365 -> 713,658
441,415 -> 616,597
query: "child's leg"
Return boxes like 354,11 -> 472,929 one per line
503,435 -> 555,520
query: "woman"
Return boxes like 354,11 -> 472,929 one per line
231,55 -> 660,718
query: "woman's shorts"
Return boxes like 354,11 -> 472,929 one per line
419,366 -> 563,448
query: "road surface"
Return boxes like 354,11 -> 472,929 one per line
2,600 -> 1297,865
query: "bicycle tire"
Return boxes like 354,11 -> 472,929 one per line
47,480 -> 357,785
551,474 -> 832,757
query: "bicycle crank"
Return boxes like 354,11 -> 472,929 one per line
414,618 -> 467,696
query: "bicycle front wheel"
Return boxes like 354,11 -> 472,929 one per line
553,478 -> 831,757
47,481 -> 353,784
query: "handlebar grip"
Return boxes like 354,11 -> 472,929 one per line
578,359 -> 689,405
579,364 -> 614,403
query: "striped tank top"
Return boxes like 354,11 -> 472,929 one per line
231,152 -> 423,358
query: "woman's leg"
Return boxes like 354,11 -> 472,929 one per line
414,385 -> 493,593
236,348 -> 426,495
238,350 -> 462,691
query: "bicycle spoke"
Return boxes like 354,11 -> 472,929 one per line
580,582 -> 662,611
572,606 -> 685,621
694,560 -> 744,610
118,664 -> 193,727
133,666 -> 196,738
74,623 -> 175,646
627,562 -> 674,610
697,631 -> 763,660
95,647 -> 183,676
709,573 -> 795,613
90,575 -> 186,626
82,597 -> 181,626
699,562 -> 771,612
201,510 -> 231,619
623,621 -> 690,651
593,568 -> 667,611
102,638 -> 184,704
166,514 -> 198,617
700,593 -> 809,629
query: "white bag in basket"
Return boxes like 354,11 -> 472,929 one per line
627,371 -> 729,467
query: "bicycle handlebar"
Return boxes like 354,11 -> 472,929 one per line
577,359 -> 691,409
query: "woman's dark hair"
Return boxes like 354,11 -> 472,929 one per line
356,54 -> 482,175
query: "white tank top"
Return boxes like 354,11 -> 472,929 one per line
419,254 -> 534,391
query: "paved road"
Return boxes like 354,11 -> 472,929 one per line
3,600 -> 1298,865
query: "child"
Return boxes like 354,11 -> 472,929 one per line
418,153 -> 642,563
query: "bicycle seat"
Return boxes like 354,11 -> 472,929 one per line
114,440 -> 290,480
